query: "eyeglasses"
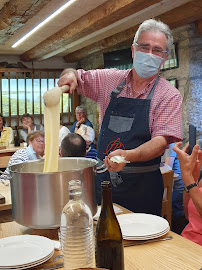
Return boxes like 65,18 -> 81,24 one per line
134,42 -> 168,57
35,138 -> 45,144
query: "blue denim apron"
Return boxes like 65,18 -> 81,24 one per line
96,76 -> 164,216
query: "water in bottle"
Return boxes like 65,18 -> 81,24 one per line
60,180 -> 93,270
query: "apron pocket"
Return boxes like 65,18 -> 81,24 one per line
108,115 -> 134,133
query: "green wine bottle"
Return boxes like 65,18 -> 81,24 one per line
95,181 -> 124,270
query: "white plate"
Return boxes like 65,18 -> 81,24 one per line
0,251 -> 54,269
123,226 -> 170,240
117,213 -> 169,240
0,235 -> 54,267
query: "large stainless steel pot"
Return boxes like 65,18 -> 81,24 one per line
9,158 -> 98,229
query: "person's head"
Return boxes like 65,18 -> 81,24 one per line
29,131 -> 45,157
75,106 -> 87,122
0,114 -> 6,128
132,19 -> 173,78
21,113 -> 34,127
76,124 -> 95,148
60,133 -> 86,157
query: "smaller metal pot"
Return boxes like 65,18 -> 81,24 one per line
9,158 -> 98,229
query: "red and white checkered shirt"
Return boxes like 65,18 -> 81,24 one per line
77,68 -> 182,144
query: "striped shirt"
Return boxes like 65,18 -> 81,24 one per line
0,145 -> 38,181
86,146 -> 97,160
77,68 -> 182,144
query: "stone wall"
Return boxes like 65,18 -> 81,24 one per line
161,22 -> 202,143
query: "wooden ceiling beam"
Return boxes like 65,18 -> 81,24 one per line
196,19 -> 202,36
64,0 -> 202,62
20,0 -> 161,61
0,0 -> 52,44
64,26 -> 138,62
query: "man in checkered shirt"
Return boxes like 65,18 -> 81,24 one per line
58,19 -> 182,216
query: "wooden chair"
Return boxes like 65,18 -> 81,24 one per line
161,170 -> 174,227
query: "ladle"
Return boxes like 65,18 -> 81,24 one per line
43,85 -> 70,107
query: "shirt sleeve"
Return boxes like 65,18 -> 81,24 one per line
151,89 -> 182,144
9,128 -> 13,144
77,68 -> 127,102
70,122 -> 77,133
19,129 -> 27,142
164,143 -> 177,158
0,150 -> 28,181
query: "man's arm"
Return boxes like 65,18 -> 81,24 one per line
104,136 -> 168,172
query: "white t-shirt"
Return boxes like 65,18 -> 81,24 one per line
59,126 -> 70,146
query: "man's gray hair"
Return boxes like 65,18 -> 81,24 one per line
75,105 -> 86,114
133,19 -> 173,52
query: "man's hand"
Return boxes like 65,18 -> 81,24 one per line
58,69 -> 78,94
104,149 -> 129,172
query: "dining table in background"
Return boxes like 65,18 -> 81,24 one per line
0,143 -> 26,169
0,183 -> 11,211
0,204 -> 201,270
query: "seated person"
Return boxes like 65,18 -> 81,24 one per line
0,131 -> 45,182
70,105 -> 93,133
60,133 -> 86,157
164,143 -> 188,234
76,124 -> 97,160
173,142 -> 202,246
19,113 -> 44,142
0,113 -> 13,146
59,124 -> 70,147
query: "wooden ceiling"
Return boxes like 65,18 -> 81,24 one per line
0,0 -> 202,64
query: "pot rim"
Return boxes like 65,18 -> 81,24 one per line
9,157 -> 98,175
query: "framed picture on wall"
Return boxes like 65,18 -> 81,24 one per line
161,43 -> 178,71
167,78 -> 178,88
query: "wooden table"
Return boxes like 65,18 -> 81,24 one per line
0,205 -> 202,270
0,183 -> 11,211
0,144 -> 25,168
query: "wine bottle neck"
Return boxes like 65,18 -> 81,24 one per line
101,187 -> 114,210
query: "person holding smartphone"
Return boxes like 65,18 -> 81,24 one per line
173,142 -> 202,246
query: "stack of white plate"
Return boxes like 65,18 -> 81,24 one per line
117,213 -> 170,240
0,235 -> 55,269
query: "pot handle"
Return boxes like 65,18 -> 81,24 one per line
96,158 -> 108,174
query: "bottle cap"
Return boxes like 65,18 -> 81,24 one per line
101,181 -> 111,188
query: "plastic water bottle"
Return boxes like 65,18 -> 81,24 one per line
60,180 -> 93,270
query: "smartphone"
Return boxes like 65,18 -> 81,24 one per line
189,124 -> 196,155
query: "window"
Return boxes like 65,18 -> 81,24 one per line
0,69 -> 78,127
161,43 -> 178,71
104,48 -> 132,69
167,78 -> 178,88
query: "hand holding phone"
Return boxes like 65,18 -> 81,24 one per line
189,124 -> 196,155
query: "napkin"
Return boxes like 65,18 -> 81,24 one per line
93,205 -> 123,219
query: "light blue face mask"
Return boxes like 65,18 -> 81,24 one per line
133,51 -> 163,78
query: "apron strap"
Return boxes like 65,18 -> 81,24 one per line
110,79 -> 126,98
110,75 -> 160,100
146,75 -> 160,100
